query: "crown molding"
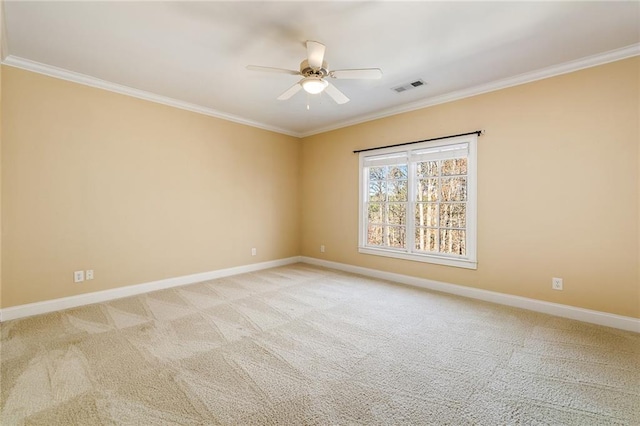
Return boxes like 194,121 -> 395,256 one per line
3,43 -> 638,139
1,55 -> 301,137
299,43 -> 640,138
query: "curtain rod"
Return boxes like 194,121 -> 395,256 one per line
353,130 -> 484,154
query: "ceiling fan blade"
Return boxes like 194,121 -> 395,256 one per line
246,65 -> 300,75
306,40 -> 326,69
324,82 -> 350,104
277,82 -> 302,100
330,68 -> 383,79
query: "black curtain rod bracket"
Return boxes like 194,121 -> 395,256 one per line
353,130 -> 483,154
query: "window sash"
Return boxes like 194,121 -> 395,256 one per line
368,160 -> 467,258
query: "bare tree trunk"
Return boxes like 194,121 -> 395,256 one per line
384,202 -> 390,246
417,180 -> 424,250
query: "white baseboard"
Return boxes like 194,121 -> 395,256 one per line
3,255 -> 638,333
300,256 -> 640,333
0,256 -> 302,322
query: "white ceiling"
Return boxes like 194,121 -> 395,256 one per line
3,1 -> 639,137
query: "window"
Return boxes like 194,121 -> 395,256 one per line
359,134 -> 477,269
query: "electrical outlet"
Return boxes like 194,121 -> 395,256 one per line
74,270 -> 85,283
86,270 -> 94,280
552,277 -> 563,291
251,248 -> 257,256
320,245 -> 325,253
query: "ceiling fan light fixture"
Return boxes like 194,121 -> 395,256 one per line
301,77 -> 328,94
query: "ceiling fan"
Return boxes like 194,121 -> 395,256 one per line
246,40 -> 382,105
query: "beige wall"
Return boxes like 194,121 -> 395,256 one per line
0,2 -> 4,310
1,66 -> 300,307
1,57 -> 638,319
0,43 -> 2,311
301,57 -> 640,318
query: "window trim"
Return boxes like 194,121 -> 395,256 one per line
358,134 -> 477,270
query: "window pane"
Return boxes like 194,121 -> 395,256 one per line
415,227 -> 437,252
417,161 -> 438,177
369,166 -> 386,180
367,203 -> 384,224
389,165 -> 408,179
367,225 -> 383,246
440,177 -> 467,201
440,203 -> 466,228
388,180 -> 408,201
387,203 -> 406,225
387,226 -> 406,248
416,178 -> 438,202
441,158 -> 468,176
440,229 -> 466,255
369,181 -> 386,202
415,203 -> 438,227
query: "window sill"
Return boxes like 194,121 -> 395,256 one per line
358,247 -> 477,270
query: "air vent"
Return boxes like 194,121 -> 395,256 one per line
392,79 -> 427,93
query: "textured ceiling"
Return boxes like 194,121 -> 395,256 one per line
3,1 -> 639,136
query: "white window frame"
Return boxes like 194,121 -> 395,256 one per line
358,134 -> 477,269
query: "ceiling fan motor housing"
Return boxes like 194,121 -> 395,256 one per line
300,59 -> 328,78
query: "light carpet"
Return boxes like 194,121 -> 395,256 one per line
1,263 -> 639,425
